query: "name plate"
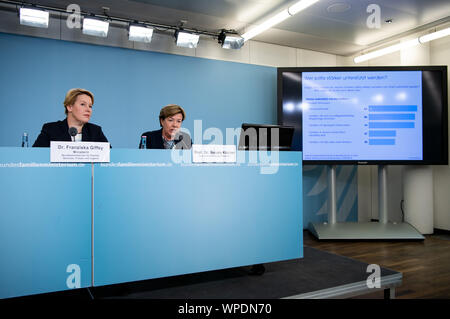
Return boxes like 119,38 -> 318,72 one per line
192,144 -> 236,163
50,141 -> 110,163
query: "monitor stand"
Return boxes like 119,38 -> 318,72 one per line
308,165 -> 424,240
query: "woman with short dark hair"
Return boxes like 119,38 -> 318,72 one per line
139,104 -> 191,149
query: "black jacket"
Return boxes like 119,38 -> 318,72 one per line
139,128 -> 192,149
33,118 -> 109,147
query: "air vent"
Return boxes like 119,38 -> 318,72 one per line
326,2 -> 351,13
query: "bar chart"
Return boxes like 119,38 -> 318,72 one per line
367,105 -> 418,146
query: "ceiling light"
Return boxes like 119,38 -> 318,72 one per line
288,0 -> 320,15
129,24 -> 154,43
19,7 -> 49,28
419,27 -> 450,43
175,30 -> 200,48
241,0 -> 319,42
242,10 -> 290,42
354,38 -> 420,63
82,16 -> 109,37
222,35 -> 244,49
218,31 -> 244,49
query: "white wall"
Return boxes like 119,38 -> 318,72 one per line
431,36 -> 450,230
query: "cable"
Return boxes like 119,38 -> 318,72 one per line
400,199 -> 405,222
86,287 -> 94,300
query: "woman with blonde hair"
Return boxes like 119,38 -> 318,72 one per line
33,88 -> 109,147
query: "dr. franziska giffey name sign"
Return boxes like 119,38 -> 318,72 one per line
50,141 -> 110,163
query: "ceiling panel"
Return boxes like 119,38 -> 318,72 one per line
14,0 -> 450,56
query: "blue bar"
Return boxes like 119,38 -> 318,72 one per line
369,113 -> 415,121
369,105 -> 417,112
369,139 -> 396,145
369,130 -> 396,137
369,122 -> 415,129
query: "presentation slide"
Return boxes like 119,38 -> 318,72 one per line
301,71 -> 423,161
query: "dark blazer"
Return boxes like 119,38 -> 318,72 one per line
33,118 -> 109,147
140,128 -> 192,149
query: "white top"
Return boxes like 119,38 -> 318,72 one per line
74,133 -> 82,142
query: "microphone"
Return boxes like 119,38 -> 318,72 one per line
68,127 -> 78,141
174,134 -> 190,149
174,134 -> 183,144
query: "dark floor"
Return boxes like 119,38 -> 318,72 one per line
304,229 -> 450,299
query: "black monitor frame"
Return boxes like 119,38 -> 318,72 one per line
277,66 -> 448,165
238,123 -> 295,151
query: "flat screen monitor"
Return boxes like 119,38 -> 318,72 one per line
277,66 -> 448,165
238,123 -> 294,151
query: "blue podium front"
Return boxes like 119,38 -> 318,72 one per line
0,148 -> 302,298
93,150 -> 303,286
0,148 -> 92,299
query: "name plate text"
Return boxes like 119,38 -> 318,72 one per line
50,142 -> 110,163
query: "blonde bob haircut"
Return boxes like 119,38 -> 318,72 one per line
63,88 -> 94,115
159,104 -> 186,126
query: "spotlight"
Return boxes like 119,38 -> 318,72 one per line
82,16 -> 109,37
128,23 -> 153,43
19,7 -> 49,28
218,30 -> 244,50
175,30 -> 200,48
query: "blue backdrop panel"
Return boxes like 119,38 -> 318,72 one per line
0,148 -> 92,299
0,32 -> 276,148
93,149 -> 302,286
